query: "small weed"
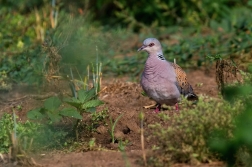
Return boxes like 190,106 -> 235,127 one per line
64,88 -> 103,115
65,57 -> 103,140
63,138 -> 99,153
109,114 -> 124,144
64,88 -> 103,139
0,113 -> 41,153
86,109 -> 108,132
118,139 -> 131,167
196,83 -> 203,87
27,96 -> 83,123
0,113 -> 14,153
27,88 -> 103,141
16,104 -> 23,111
89,138 -> 96,149
91,109 -> 108,124
7,110 -> 42,166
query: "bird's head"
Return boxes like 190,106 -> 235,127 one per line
137,38 -> 162,54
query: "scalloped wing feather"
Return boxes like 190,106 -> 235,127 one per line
171,63 -> 198,101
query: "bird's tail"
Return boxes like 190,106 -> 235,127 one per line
185,93 -> 198,101
185,85 -> 198,101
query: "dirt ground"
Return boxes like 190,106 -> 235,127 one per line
0,66 -> 224,167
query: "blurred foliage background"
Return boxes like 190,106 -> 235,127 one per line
1,0 -> 252,88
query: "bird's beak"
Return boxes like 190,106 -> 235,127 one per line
137,45 -> 147,52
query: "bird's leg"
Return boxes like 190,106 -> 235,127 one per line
155,104 -> 161,113
175,103 -> 179,111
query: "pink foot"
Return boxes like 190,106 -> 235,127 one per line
175,103 -> 179,111
154,104 -> 161,113
154,108 -> 160,113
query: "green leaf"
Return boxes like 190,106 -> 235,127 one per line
78,88 -> 96,103
248,0 -> 252,7
27,108 -> 45,120
64,97 -> 82,108
44,97 -> 62,111
47,112 -> 62,123
59,108 -> 82,119
86,107 -> 96,113
81,99 -> 103,110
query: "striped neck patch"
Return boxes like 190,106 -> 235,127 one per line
157,54 -> 165,60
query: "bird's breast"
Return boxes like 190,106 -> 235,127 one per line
140,59 -> 180,105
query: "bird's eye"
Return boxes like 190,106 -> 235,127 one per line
149,43 -> 154,47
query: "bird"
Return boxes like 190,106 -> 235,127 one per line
138,38 -> 198,112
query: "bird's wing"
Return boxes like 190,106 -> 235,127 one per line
171,63 -> 198,100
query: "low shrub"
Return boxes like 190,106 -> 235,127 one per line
149,96 -> 243,166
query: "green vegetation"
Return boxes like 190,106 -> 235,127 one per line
1,1 -> 252,84
209,69 -> 252,167
27,59 -> 103,140
65,88 -> 103,140
88,109 -> 108,132
109,114 -> 124,144
118,139 -> 131,167
0,112 -> 40,153
149,97 -> 243,165
87,0 -> 247,29
27,96 -> 82,123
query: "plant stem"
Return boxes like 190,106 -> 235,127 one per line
119,140 -> 131,167
74,119 -> 80,141
140,112 -> 147,166
110,114 -> 123,143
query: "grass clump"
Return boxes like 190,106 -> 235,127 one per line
0,113 -> 41,153
149,96 -> 243,166
0,112 -> 69,152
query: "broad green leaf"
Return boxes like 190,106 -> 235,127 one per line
44,97 -> 62,111
47,112 -> 62,123
59,108 -> 82,119
64,97 -> 81,108
78,88 -> 96,103
81,99 -> 103,110
86,107 -> 96,113
27,108 -> 45,120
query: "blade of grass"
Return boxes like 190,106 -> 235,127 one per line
110,114 -> 124,143
140,111 -> 147,166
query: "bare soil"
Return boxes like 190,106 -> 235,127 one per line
0,66 -> 224,167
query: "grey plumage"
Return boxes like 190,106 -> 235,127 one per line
138,38 -> 198,111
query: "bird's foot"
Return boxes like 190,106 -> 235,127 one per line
154,104 -> 161,113
154,108 -> 160,113
175,103 -> 179,111
144,103 -> 161,113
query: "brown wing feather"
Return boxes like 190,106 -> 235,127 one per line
171,63 -> 198,100
171,63 -> 189,90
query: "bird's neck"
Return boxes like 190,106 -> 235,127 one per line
148,51 -> 165,61
144,52 -> 166,74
